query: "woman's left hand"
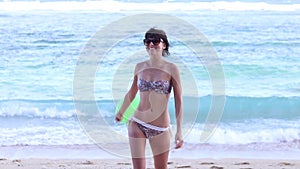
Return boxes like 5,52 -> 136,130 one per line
175,132 -> 183,149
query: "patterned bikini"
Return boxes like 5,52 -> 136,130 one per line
138,78 -> 172,94
131,78 -> 172,138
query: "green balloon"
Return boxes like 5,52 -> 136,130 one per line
116,96 -> 140,124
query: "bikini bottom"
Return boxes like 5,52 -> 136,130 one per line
130,116 -> 170,139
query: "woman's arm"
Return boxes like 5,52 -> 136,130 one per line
171,64 -> 184,149
115,67 -> 139,122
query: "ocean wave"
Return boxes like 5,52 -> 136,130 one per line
1,96 -> 299,120
0,98 -> 299,146
171,96 -> 300,123
0,117 -> 299,146
0,99 -> 76,119
184,119 -> 300,144
212,41 -> 300,47
0,1 -> 300,12
0,118 -> 92,146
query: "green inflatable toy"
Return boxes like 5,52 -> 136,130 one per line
115,96 -> 140,124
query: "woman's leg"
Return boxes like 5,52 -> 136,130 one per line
149,130 -> 171,169
128,121 -> 147,169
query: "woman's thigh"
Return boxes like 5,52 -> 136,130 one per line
149,130 -> 171,169
128,121 -> 147,158
149,130 -> 171,156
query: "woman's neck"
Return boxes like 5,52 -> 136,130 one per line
149,54 -> 163,67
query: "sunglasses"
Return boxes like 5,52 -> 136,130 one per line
143,38 -> 164,46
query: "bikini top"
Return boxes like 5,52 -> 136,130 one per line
138,78 -> 172,94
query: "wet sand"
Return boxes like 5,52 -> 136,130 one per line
1,158 -> 300,169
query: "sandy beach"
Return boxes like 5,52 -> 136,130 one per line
1,144 -> 300,169
0,158 -> 300,169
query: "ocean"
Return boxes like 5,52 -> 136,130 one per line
0,0 -> 300,159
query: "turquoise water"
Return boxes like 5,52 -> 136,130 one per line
0,0 -> 300,159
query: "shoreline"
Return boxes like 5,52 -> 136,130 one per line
1,144 -> 300,160
1,144 -> 300,168
1,158 -> 300,169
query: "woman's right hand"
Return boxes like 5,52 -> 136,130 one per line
115,113 -> 123,122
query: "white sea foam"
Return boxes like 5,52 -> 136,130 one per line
0,104 -> 75,118
0,1 -> 300,11
183,119 -> 300,145
1,115 -> 298,146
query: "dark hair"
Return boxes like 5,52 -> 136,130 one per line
145,28 -> 170,56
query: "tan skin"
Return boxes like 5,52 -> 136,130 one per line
115,38 -> 183,169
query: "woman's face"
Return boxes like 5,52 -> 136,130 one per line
144,37 -> 166,56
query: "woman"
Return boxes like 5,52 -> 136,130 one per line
115,28 -> 183,169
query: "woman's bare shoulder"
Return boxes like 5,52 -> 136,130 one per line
164,60 -> 178,71
134,61 -> 148,74
136,61 -> 148,69
136,61 -> 148,66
